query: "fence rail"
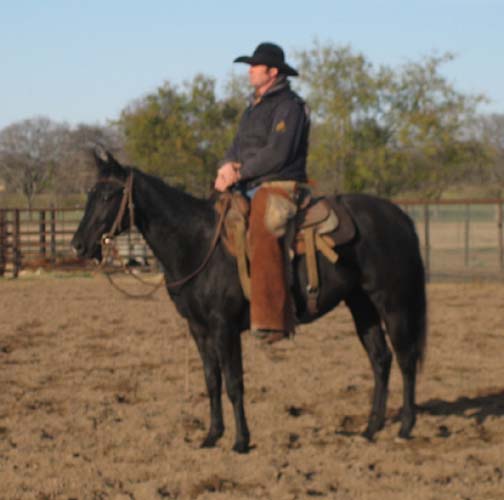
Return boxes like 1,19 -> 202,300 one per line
397,198 -> 504,281
1,199 -> 504,280
0,208 -> 153,277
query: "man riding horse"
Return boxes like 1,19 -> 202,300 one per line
214,42 -> 310,343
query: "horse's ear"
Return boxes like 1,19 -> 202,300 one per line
91,144 -> 109,171
105,151 -> 127,179
91,146 -> 126,179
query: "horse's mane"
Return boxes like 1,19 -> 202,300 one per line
130,167 -> 215,223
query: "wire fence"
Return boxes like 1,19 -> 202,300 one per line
398,199 -> 504,281
1,199 -> 504,281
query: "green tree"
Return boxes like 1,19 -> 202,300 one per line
296,42 -> 386,193
384,53 -> 486,198
478,113 -> 504,197
296,42 -> 486,197
119,74 -> 243,196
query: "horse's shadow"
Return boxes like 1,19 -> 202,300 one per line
417,389 -> 504,424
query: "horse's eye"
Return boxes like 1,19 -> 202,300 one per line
102,188 -> 122,201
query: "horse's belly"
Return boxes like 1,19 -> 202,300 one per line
293,256 -> 359,323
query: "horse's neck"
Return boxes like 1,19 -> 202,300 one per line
131,172 -> 215,276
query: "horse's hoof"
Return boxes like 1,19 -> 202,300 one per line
362,419 -> 383,441
398,417 -> 415,440
394,435 -> 411,444
397,429 -> 413,441
361,429 -> 376,442
200,431 -> 223,449
232,441 -> 250,454
200,438 -> 217,448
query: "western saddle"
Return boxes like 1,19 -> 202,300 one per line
215,190 -> 356,315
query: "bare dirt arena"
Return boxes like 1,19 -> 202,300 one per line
1,274 -> 503,499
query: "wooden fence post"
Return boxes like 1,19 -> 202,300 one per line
424,203 -> 430,281
464,204 -> 470,268
13,209 -> 21,278
0,210 -> 6,277
39,210 -> 46,257
50,208 -> 56,263
498,200 -> 503,272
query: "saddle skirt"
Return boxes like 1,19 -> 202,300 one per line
215,191 -> 356,311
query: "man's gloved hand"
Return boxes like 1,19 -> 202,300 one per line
214,162 -> 241,192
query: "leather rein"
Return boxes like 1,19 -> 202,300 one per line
97,171 -> 229,294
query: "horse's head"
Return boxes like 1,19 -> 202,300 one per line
71,148 -> 132,261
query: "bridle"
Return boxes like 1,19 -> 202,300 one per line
99,172 -> 135,249
95,171 -> 230,295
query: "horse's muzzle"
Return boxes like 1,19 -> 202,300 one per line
70,235 -> 85,257
71,235 -> 102,261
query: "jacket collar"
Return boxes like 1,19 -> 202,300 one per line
249,75 -> 289,106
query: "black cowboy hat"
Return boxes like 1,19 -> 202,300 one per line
234,42 -> 299,77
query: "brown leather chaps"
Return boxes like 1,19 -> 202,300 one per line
248,185 -> 296,333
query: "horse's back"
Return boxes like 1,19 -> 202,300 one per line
338,193 -> 417,242
337,193 -> 425,295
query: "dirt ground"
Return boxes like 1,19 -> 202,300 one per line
0,274 -> 503,500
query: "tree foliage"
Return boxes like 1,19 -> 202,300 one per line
477,113 -> 504,196
55,123 -> 123,195
118,74 -> 243,196
0,42 -> 495,204
0,117 -> 68,208
0,118 -> 122,207
295,42 -> 487,197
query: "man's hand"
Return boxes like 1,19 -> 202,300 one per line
214,162 -> 241,192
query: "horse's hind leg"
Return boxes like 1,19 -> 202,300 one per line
346,290 -> 392,440
385,311 -> 419,439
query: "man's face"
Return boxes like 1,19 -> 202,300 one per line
248,64 -> 278,94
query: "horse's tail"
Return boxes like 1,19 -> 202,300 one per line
414,270 -> 428,370
387,208 -> 428,371
409,225 -> 428,370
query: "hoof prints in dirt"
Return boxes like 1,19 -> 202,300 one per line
189,475 -> 264,499
2,279 -> 504,499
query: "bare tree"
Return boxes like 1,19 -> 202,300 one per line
0,117 -> 69,208
54,123 -> 124,195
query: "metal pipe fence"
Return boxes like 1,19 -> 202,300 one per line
1,200 -> 503,280
0,208 -> 154,277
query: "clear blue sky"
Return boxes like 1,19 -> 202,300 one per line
1,0 -> 502,130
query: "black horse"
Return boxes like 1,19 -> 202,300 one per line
72,151 -> 427,453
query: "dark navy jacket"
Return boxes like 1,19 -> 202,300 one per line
223,77 -> 310,190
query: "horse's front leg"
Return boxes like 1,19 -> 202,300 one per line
213,318 -> 250,453
190,322 -> 224,448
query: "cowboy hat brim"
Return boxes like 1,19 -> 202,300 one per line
234,55 -> 299,77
